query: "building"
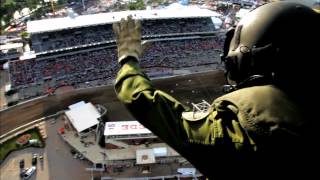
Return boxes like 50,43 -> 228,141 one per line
0,43 -> 23,62
7,6 -> 224,104
104,121 -> 157,149
103,120 -> 186,174
65,101 -> 102,137
60,102 -> 198,177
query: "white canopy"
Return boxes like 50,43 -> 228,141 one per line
5,84 -> 11,92
2,62 -> 9,70
68,101 -> 86,109
27,6 -> 222,34
153,147 -> 167,157
65,102 -> 100,133
177,168 -> 196,175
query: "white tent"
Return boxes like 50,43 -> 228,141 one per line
5,84 -> 11,93
153,147 -> 167,157
177,168 -> 196,175
211,17 -> 223,29
68,101 -> 86,109
21,8 -> 31,17
2,62 -> 9,70
65,101 -> 100,134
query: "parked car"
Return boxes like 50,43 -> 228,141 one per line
38,155 -> 44,162
32,154 -> 37,166
19,159 -> 25,169
22,166 -> 36,179
20,168 -> 27,178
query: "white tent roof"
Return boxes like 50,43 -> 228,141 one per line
153,147 -> 167,157
3,62 -> 9,70
68,101 -> 86,109
177,168 -> 196,175
27,7 -> 222,34
211,17 -> 222,29
104,121 -> 151,136
65,102 -> 100,133
5,84 -> 11,92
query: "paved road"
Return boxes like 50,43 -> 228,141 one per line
0,70 -> 225,135
0,119 -> 92,180
0,147 -> 47,180
0,70 -> 225,180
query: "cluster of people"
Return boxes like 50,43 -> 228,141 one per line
31,17 -> 216,53
141,18 -> 215,36
9,48 -> 118,88
9,36 -> 223,100
140,37 -> 222,68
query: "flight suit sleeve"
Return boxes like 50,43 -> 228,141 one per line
114,59 -> 258,178
114,57 -> 190,151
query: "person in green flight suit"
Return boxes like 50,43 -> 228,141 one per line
113,1 -> 319,179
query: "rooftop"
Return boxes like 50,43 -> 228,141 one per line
65,101 -> 100,133
0,43 -> 23,51
27,6 -> 222,34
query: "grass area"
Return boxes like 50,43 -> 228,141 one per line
2,0 -> 15,6
0,128 -> 45,161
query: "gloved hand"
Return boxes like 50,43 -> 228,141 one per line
113,16 -> 142,64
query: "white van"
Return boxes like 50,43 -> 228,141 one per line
23,166 -> 36,179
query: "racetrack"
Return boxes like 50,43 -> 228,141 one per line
0,70 -> 225,136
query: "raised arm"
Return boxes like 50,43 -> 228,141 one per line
113,16 -> 189,151
112,16 -> 258,179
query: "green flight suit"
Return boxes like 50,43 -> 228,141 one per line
115,58 -> 309,179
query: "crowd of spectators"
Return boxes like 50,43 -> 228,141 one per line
140,37 -> 222,68
31,24 -> 114,53
9,36 -> 223,100
30,17 -> 216,53
9,48 -> 118,88
141,18 -> 215,36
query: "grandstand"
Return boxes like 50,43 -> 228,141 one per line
8,6 -> 225,102
27,7 -> 221,54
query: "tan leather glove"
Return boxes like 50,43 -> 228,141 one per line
113,16 -> 142,64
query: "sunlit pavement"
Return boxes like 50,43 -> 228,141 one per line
0,118 -> 92,180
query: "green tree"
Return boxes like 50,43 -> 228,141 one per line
128,0 -> 145,10
21,31 -> 29,38
0,3 -> 16,31
26,0 -> 38,9
57,0 -> 66,6
0,3 -> 15,18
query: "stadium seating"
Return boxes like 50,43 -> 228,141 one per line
30,17 -> 216,53
9,37 -> 223,100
